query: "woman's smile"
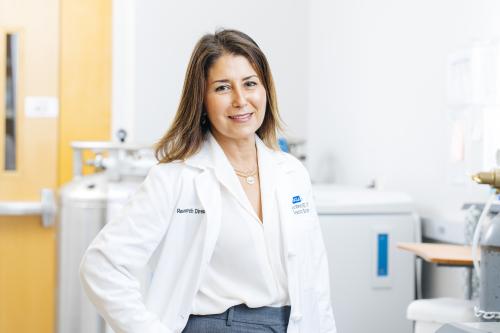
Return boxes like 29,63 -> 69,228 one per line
228,112 -> 254,122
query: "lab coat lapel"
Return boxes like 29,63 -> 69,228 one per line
208,134 -> 242,198
275,159 -> 303,319
256,142 -> 297,252
194,169 -> 221,265
184,136 -> 222,264
208,133 -> 260,221
256,136 -> 277,222
275,167 -> 296,255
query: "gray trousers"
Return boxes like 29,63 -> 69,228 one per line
182,304 -> 291,333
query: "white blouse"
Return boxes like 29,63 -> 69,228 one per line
191,136 -> 290,315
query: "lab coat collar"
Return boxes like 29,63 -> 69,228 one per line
183,131 -> 290,174
184,131 -> 283,223
208,133 -> 250,215
183,133 -> 215,170
209,132 -> 268,223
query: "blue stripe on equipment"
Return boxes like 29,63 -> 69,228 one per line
377,233 -> 389,277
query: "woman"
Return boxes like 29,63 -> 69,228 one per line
80,29 -> 336,333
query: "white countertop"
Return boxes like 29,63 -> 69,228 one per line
312,184 -> 415,215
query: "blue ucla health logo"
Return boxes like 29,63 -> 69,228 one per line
291,195 -> 310,215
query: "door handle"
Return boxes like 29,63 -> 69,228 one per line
0,188 -> 56,227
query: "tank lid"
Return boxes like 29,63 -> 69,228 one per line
59,174 -> 108,202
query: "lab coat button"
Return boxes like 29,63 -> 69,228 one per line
291,313 -> 302,322
288,251 -> 296,258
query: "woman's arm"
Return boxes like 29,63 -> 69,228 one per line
79,165 -> 174,333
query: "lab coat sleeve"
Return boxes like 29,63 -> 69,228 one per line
79,165 -> 174,333
306,175 -> 337,333
311,222 -> 337,333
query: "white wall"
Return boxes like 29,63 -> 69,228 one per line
113,0 -> 500,298
113,0 -> 499,219
113,0 -> 310,144
308,0 -> 499,220
112,0 -> 136,142
307,0 -> 500,298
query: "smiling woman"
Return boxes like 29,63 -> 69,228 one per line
80,29 -> 337,333
154,29 -> 281,164
205,55 -> 267,144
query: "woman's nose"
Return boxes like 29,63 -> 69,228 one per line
231,87 -> 248,108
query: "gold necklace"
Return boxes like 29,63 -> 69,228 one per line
234,167 -> 258,185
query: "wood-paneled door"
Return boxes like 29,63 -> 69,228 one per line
0,0 -> 60,332
0,0 -> 111,332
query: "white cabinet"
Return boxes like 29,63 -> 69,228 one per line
314,185 -> 419,333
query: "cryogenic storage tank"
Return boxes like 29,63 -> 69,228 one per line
56,141 -> 155,333
57,173 -> 108,333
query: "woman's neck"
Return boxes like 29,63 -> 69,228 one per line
211,131 -> 257,170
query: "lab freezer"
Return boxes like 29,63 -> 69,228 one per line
314,184 -> 420,333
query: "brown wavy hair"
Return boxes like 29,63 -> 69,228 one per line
154,29 -> 283,163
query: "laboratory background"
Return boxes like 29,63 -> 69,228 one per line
1,0 -> 500,332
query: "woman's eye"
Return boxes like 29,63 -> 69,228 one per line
245,81 -> 257,87
215,85 -> 230,92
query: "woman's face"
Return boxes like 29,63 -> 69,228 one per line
204,53 -> 267,143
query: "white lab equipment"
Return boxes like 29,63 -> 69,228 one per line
312,184 -> 420,333
437,322 -> 500,333
408,209 -> 481,333
407,298 -> 477,333
57,141 -> 155,333
58,173 -> 107,333
407,169 -> 500,333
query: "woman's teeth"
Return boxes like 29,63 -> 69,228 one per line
229,113 -> 252,120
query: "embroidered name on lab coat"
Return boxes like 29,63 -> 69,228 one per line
176,208 -> 205,214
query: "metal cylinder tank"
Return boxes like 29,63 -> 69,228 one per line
479,214 -> 500,321
57,173 -> 108,333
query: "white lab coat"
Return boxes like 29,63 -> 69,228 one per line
80,134 -> 336,333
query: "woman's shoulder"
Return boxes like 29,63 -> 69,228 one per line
273,150 -> 308,174
140,161 -> 199,199
146,160 -> 198,182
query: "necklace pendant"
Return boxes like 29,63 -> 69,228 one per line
246,176 -> 256,185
